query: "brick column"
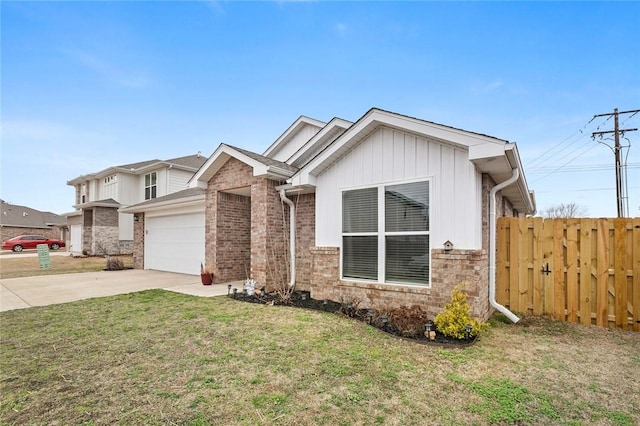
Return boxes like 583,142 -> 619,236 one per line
133,213 -> 145,269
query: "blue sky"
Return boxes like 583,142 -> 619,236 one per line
1,1 -> 638,217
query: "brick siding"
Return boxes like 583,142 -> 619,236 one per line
206,158 -> 290,289
1,226 -> 62,242
133,213 -> 145,269
215,192 -> 251,282
293,193 -> 315,291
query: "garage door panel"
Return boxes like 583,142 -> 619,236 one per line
145,213 -> 204,275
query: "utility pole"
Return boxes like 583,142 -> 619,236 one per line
592,108 -> 639,217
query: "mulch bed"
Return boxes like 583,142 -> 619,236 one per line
228,288 -> 476,347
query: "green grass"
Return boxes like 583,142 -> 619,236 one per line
0,254 -> 133,279
1,290 -> 639,425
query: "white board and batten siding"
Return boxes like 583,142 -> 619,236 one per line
270,124 -> 323,163
144,206 -> 205,276
315,126 -> 483,250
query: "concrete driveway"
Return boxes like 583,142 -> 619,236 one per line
0,270 -> 240,312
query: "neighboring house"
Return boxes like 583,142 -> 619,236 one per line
65,154 -> 207,256
0,200 -> 66,243
123,108 -> 536,320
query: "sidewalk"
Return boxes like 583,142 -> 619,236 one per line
0,269 -> 242,312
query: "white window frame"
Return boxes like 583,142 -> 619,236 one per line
341,178 -> 431,287
145,172 -> 157,200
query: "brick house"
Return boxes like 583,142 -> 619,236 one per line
1,200 -> 66,243
66,154 -> 207,256
124,108 -> 536,321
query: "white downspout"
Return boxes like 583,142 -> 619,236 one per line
279,189 -> 296,290
489,168 -> 520,323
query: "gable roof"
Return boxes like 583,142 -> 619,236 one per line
67,154 -> 208,185
290,108 -> 535,214
262,115 -> 326,160
286,117 -> 352,168
0,200 -> 66,228
120,187 -> 206,214
189,144 -> 298,188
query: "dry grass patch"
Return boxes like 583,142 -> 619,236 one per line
0,254 -> 133,279
1,291 -> 638,425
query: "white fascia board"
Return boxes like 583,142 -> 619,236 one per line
119,195 -> 205,214
142,200 -> 205,218
286,118 -> 352,165
287,172 -> 316,188
263,116 -> 326,158
67,173 -> 97,186
505,144 -> 536,214
468,143 -> 507,162
188,145 -> 226,187
470,142 -> 536,215
62,210 -> 83,218
372,109 -> 509,148
298,109 -> 497,184
188,144 -> 292,187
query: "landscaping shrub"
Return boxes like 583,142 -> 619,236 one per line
434,283 -> 487,339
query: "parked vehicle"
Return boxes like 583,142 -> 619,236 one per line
1,235 -> 65,252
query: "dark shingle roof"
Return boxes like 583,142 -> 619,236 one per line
117,159 -> 161,170
227,145 -> 298,174
0,200 -> 65,228
165,154 -> 208,170
123,187 -> 206,210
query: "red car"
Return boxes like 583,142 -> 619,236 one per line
1,235 -> 66,252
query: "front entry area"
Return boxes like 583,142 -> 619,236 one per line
212,191 -> 251,283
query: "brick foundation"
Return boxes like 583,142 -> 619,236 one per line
309,247 -> 489,320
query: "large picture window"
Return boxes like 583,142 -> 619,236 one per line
342,180 -> 430,286
145,172 -> 157,200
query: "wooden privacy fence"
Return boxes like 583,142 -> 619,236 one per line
496,217 -> 640,332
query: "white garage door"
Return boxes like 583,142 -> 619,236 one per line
145,212 -> 205,275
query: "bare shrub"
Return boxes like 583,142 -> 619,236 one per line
105,256 -> 124,271
388,305 -> 430,338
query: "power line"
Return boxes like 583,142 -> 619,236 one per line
591,108 -> 639,217
525,115 -> 612,170
528,162 -> 640,173
530,143 -> 601,183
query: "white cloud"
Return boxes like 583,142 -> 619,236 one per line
333,22 -> 348,36
203,0 -> 226,16
1,119 -> 118,171
469,79 -> 503,96
59,48 -> 153,88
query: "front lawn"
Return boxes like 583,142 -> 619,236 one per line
1,291 -> 638,425
0,254 -> 133,279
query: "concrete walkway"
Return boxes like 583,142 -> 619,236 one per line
0,270 -> 243,312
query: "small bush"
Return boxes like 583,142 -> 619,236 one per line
105,256 -> 124,271
434,283 -> 487,339
388,305 -> 430,338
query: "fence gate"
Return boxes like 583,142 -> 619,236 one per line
496,217 -> 640,332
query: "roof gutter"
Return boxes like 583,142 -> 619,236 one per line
279,189 -> 296,291
489,168 -> 520,323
